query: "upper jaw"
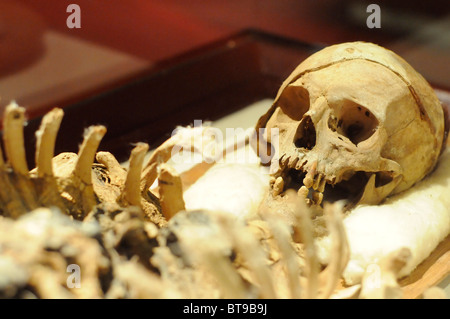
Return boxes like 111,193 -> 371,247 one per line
272,155 -> 372,208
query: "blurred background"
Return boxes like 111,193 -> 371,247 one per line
0,0 -> 449,117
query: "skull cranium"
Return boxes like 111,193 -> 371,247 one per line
257,42 -> 446,207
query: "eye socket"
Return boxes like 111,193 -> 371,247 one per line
276,85 -> 310,121
329,101 -> 379,145
294,115 -> 316,150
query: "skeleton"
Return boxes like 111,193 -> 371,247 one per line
256,42 -> 446,208
0,42 -> 448,299
0,101 -> 355,299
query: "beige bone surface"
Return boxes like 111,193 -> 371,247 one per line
258,42 -> 446,208
0,41 -> 448,299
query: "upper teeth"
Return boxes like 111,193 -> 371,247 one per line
275,157 -> 327,206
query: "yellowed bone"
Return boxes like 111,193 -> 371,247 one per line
3,102 -> 38,211
119,143 -> 149,207
158,163 -> 185,220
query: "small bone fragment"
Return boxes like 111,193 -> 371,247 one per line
213,213 -> 276,299
303,161 -> 317,189
272,176 -> 284,196
3,102 -> 38,210
141,126 -> 214,192
35,108 -> 63,178
317,178 -> 326,193
96,151 -> 127,185
290,190 -> 319,298
74,126 -> 107,185
34,108 -> 66,210
142,125 -> 250,194
267,217 -> 302,298
331,284 -> 361,299
197,247 -> 247,299
312,173 -> 322,191
119,143 -> 149,207
298,186 -> 309,199
72,126 -> 106,217
112,260 -> 172,299
318,202 -> 349,299
158,163 -> 185,220
312,191 -> 323,206
0,146 -> 27,218
230,224 -> 277,299
3,102 -> 29,175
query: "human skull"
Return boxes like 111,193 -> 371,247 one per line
257,42 -> 446,207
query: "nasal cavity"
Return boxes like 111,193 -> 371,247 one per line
294,115 -> 316,149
